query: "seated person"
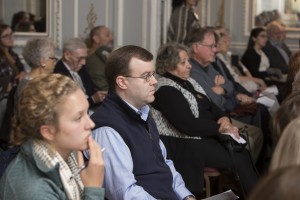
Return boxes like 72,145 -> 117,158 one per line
85,25 -> 114,90
215,27 -> 267,93
241,27 -> 285,84
263,21 -> 291,74
85,45 -> 195,200
54,38 -> 107,109
0,74 -> 104,199
186,28 -> 265,161
151,42 -> 259,196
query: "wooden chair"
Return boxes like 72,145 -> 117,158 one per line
203,167 -> 222,197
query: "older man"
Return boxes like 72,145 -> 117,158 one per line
186,27 -> 265,162
263,21 -> 291,74
86,45 -> 195,200
54,37 -> 107,108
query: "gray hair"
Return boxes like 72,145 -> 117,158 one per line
63,37 -> 87,53
22,38 -> 55,68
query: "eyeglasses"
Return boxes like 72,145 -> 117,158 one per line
0,33 -> 13,39
72,54 -> 86,63
49,57 -> 58,63
198,43 -> 218,50
124,71 -> 156,82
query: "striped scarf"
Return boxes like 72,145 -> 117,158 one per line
33,140 -> 84,200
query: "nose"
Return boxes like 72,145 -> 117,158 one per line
187,61 -> 192,69
150,74 -> 157,85
86,115 -> 95,130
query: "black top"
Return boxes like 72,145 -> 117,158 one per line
152,73 -> 227,137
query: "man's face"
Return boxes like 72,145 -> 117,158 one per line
192,33 -> 218,66
97,27 -> 113,48
65,48 -> 87,72
122,58 -> 157,109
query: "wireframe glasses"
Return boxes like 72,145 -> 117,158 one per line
198,43 -> 218,50
124,71 -> 156,82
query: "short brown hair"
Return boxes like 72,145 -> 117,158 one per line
184,27 -> 215,46
105,45 -> 153,90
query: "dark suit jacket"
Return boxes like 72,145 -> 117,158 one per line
54,59 -> 97,106
262,41 -> 289,74
212,57 -> 252,96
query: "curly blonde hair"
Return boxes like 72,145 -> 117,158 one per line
270,117 -> 300,171
11,74 -> 79,145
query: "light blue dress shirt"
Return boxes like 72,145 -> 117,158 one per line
85,103 -> 192,200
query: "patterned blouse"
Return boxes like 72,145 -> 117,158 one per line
0,49 -> 24,99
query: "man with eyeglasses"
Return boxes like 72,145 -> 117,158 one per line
85,45 -> 195,200
54,37 -> 107,109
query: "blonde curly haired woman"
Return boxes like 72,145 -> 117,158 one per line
0,74 -> 105,200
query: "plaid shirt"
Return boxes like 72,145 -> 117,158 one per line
0,49 -> 24,99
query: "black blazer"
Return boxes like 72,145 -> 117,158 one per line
262,41 -> 289,74
54,59 -> 97,106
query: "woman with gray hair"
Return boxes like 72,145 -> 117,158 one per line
151,42 -> 258,197
15,37 -> 57,104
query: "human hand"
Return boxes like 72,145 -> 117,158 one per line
92,91 -> 108,103
214,75 -> 225,86
236,93 -> 255,105
212,86 -> 225,95
77,136 -> 104,187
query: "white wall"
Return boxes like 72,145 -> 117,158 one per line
9,0 -> 300,57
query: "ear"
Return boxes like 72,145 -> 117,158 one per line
191,43 -> 198,54
116,76 -> 128,90
92,35 -> 100,44
40,125 -> 56,142
63,51 -> 72,62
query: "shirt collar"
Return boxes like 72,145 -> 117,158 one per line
124,101 -> 150,121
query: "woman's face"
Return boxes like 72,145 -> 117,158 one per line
253,31 -> 268,48
51,89 -> 95,158
0,27 -> 14,48
42,49 -> 57,74
169,50 -> 191,80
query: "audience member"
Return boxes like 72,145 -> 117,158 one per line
86,45 -> 195,200
15,38 -> 56,109
151,42 -> 258,195
263,20 -> 291,74
270,117 -> 300,171
186,28 -> 264,161
87,25 -> 113,55
167,0 -> 201,43
241,27 -> 284,83
54,38 -> 107,109
0,24 -> 25,141
0,74 -> 105,199
0,38 -> 57,148
86,26 -> 113,90
248,166 -> 300,200
214,27 -> 279,116
271,92 -> 300,143
282,50 -> 300,99
215,27 -> 267,93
